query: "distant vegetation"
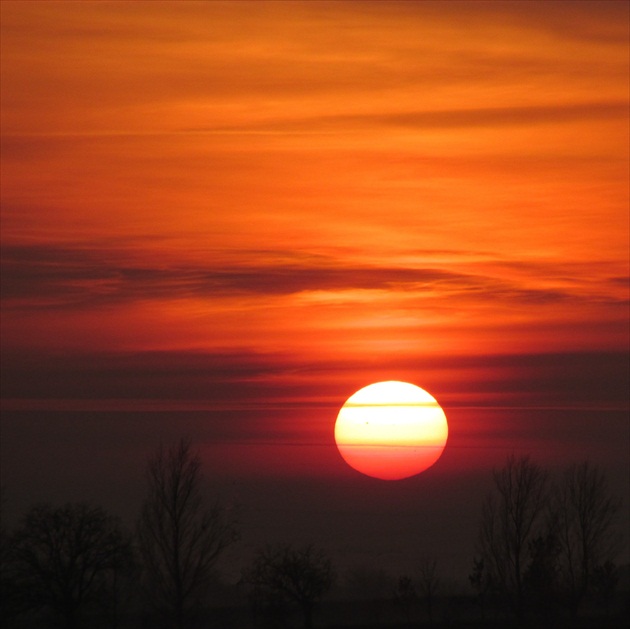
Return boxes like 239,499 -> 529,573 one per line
1,447 -> 626,629
470,456 -> 623,625
245,543 -> 335,629
136,440 -> 239,628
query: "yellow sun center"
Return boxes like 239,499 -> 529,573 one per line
334,381 -> 448,480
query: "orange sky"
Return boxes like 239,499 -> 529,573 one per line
3,0 -> 628,368
1,1 -> 629,577
0,1 -> 628,428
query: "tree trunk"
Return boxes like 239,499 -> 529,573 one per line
302,601 -> 314,629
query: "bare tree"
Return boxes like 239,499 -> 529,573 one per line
10,502 -> 133,629
394,575 -> 416,626
475,454 -> 549,617
554,461 -> 620,615
523,530 -> 561,616
247,543 -> 335,629
0,486 -> 16,625
592,560 -> 619,614
344,565 -> 392,626
136,439 -> 238,629
417,557 -> 439,624
469,556 -> 491,620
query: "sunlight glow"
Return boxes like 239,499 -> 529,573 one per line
335,381 -> 448,480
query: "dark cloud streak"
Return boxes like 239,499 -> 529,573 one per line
2,243 -> 622,311
2,346 -> 627,411
180,101 -> 629,135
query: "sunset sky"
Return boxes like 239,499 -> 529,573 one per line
1,1 -> 628,581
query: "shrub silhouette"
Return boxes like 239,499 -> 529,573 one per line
9,502 -> 133,629
246,543 -> 335,629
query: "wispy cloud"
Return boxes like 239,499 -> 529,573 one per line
179,101 -> 629,135
2,243 -> 625,311
2,345 -> 627,412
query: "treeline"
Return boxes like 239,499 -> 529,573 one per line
1,440 -> 237,629
0,440 -> 335,629
469,455 -> 624,623
0,444 -> 625,629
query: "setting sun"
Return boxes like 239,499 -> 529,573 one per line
335,381 -> 448,480
1,3 -> 628,621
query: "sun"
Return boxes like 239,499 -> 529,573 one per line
334,381 -> 448,480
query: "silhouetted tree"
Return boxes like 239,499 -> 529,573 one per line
554,461 -> 620,615
469,556 -> 492,620
247,543 -> 335,629
344,565 -> 392,626
523,531 -> 560,616
136,439 -> 238,629
592,560 -> 619,615
394,575 -> 416,626
475,454 -> 549,617
0,486 -> 22,627
9,502 -> 133,629
417,557 -> 439,624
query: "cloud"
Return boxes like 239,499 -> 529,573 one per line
2,346 -> 628,417
4,242 -> 622,312
3,1 -> 627,139
182,101 -> 629,135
